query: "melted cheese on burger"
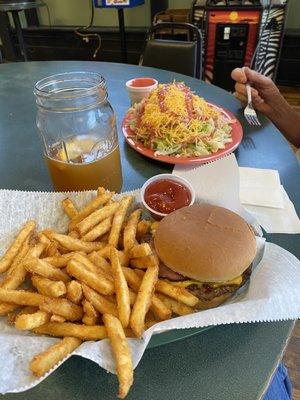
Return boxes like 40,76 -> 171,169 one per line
163,275 -> 243,288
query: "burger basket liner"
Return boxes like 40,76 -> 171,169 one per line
0,188 -> 299,394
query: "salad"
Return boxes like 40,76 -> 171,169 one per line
126,82 -> 233,157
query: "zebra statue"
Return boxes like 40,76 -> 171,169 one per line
253,4 -> 288,80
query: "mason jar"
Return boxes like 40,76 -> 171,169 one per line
34,71 -> 123,192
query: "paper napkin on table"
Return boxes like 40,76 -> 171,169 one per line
0,189 -> 300,395
239,167 -> 300,234
239,167 -> 284,209
173,154 -> 300,234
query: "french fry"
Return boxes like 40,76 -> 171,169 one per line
144,320 -> 157,330
66,281 -> 83,304
82,284 -> 118,317
15,310 -> 50,330
81,217 -> 112,242
72,253 -> 110,277
0,220 -> 36,273
98,245 -> 129,267
42,252 -> 81,268
39,297 -> 83,321
0,303 -> 18,316
129,289 -> 136,306
28,242 -> 46,258
68,231 -> 80,239
0,288 -> 45,307
88,252 -> 112,280
24,258 -> 70,283
156,293 -> 195,316
18,306 -> 39,315
130,255 -> 158,269
30,337 -> 82,377
108,196 -> 133,248
122,267 -> 171,321
69,191 -> 113,231
50,315 -> 66,323
1,242 -> 46,292
97,187 -> 106,196
103,314 -> 133,399
129,243 -> 152,259
82,299 -> 99,326
46,232 -> 105,253
136,220 -> 151,242
7,311 -> 19,325
34,322 -> 107,340
110,248 -> 131,328
123,209 -> 142,251
38,233 -> 51,247
62,198 -> 78,219
117,220 -> 127,249
134,269 -> 198,308
8,306 -> 38,324
130,265 -> 158,338
155,280 -> 198,307
44,241 -> 59,257
67,259 -> 114,296
76,203 -> 119,236
6,235 -> 30,274
150,296 -> 172,321
31,275 -> 67,298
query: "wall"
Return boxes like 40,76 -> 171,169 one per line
37,0 -> 192,27
37,0 -> 300,29
286,0 -> 300,29
38,0 -> 150,27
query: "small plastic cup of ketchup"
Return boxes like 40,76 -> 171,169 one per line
126,77 -> 158,105
141,173 -> 195,220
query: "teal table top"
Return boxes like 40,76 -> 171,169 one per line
0,61 -> 299,400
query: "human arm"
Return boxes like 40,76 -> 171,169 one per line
231,67 -> 300,148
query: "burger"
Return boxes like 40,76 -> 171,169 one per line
153,203 -> 257,310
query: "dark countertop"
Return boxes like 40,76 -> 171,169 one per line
0,61 -> 299,400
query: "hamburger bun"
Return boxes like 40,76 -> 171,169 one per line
154,204 -> 256,282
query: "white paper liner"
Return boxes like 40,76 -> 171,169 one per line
173,154 -> 300,234
0,189 -> 300,394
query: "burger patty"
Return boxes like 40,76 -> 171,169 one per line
187,266 -> 252,301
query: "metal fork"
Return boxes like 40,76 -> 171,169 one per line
244,83 -> 261,126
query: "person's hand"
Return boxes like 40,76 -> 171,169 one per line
231,67 -> 281,117
232,67 -> 300,147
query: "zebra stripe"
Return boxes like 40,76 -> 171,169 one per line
254,7 -> 286,79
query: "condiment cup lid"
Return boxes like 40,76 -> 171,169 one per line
140,173 -> 195,219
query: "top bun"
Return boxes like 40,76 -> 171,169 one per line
154,204 -> 256,282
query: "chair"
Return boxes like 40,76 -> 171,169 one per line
140,22 -> 203,79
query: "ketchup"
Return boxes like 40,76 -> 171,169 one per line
129,78 -> 156,88
144,179 -> 191,214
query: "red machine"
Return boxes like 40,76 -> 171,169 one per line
204,7 -> 261,90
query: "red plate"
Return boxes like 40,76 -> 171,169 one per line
122,103 -> 243,165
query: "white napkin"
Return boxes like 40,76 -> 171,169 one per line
239,167 -> 284,208
173,155 -> 300,234
245,186 -> 300,234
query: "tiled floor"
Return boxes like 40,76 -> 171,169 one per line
279,86 -> 300,400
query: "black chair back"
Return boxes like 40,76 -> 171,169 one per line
141,22 -> 203,79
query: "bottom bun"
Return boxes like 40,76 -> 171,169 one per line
193,292 -> 236,311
